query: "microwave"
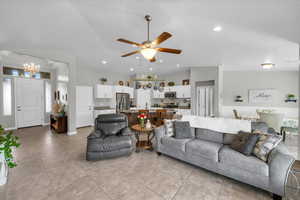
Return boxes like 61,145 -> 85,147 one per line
165,92 -> 176,98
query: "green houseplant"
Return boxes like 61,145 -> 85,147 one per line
0,125 -> 20,185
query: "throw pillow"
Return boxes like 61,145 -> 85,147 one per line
230,131 -> 260,156
230,131 -> 250,153
164,119 -> 175,137
174,121 -> 193,139
240,133 -> 260,156
253,134 -> 282,162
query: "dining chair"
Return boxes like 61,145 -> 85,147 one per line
233,109 -> 242,120
257,112 -> 284,133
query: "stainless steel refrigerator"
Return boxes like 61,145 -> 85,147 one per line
116,93 -> 130,113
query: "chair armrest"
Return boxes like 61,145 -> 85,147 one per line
268,144 -> 295,196
120,127 -> 133,136
154,126 -> 166,152
87,130 -> 103,139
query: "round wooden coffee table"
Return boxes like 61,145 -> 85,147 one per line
131,124 -> 156,152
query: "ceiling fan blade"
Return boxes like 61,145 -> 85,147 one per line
149,57 -> 156,62
152,32 -> 172,45
117,38 -> 141,47
156,48 -> 182,54
121,50 -> 140,57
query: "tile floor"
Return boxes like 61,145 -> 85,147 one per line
0,126 -> 298,200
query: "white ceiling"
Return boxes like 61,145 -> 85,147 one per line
0,0 -> 299,74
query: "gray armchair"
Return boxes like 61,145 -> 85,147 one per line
86,113 -> 136,161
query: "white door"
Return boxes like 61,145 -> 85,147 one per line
76,86 -> 93,128
16,78 -> 43,128
196,86 -> 214,117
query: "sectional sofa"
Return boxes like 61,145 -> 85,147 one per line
154,125 -> 295,199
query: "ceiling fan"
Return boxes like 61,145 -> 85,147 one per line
117,15 -> 182,62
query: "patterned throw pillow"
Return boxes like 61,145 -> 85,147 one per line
253,133 -> 282,162
164,119 -> 175,137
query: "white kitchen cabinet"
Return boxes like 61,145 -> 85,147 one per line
94,109 -> 116,120
175,109 -> 191,115
152,90 -> 164,99
136,89 -> 151,109
94,85 -> 113,99
114,86 -> 134,98
175,85 -> 191,98
164,86 -> 176,92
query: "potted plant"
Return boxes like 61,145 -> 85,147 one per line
137,113 -> 147,128
286,94 -> 297,102
100,78 -> 107,85
0,125 -> 20,185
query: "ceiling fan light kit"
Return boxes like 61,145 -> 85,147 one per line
117,15 -> 182,62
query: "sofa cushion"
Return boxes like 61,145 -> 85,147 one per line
186,140 -> 223,162
174,121 -> 194,139
195,128 -> 224,143
161,136 -> 191,152
87,135 -> 132,152
219,146 -> 269,177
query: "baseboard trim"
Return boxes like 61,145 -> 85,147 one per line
4,127 -> 17,131
67,131 -> 77,136
42,123 -> 50,126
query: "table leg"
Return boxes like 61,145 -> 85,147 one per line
134,131 -> 140,153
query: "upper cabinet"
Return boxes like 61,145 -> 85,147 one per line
152,90 -> 164,99
176,85 -> 191,98
94,85 -> 113,98
114,86 -> 134,98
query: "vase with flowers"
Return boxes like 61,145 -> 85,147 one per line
137,113 -> 147,128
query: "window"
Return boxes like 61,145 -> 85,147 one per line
45,81 -> 52,113
3,78 -> 12,116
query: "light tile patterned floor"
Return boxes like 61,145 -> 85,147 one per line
0,126 -> 296,200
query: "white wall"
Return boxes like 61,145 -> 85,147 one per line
159,69 -> 190,85
76,67 -> 130,86
221,70 -> 299,119
190,67 -> 220,116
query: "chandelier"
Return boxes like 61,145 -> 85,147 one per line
23,63 -> 40,74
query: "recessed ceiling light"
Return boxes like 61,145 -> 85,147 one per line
176,64 -> 180,68
136,56 -> 140,60
130,68 -> 134,71
213,26 -> 222,32
159,59 -> 163,63
101,60 -> 107,64
149,67 -> 153,71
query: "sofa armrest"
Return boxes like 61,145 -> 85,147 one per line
120,127 -> 133,136
154,126 -> 166,152
268,144 -> 295,196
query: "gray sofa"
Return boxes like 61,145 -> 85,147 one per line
86,114 -> 136,161
154,125 -> 295,199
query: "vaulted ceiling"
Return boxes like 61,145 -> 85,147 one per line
0,0 -> 299,74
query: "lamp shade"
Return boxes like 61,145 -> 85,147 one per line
141,48 -> 157,60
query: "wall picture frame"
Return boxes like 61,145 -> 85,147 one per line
249,89 -> 276,104
182,79 -> 190,85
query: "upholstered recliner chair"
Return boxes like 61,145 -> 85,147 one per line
86,113 -> 136,161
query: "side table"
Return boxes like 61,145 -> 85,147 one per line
131,124 -> 156,152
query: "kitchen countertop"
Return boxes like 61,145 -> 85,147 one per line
94,106 -> 115,110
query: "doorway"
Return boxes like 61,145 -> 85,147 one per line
195,80 -> 215,117
16,78 -> 43,128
